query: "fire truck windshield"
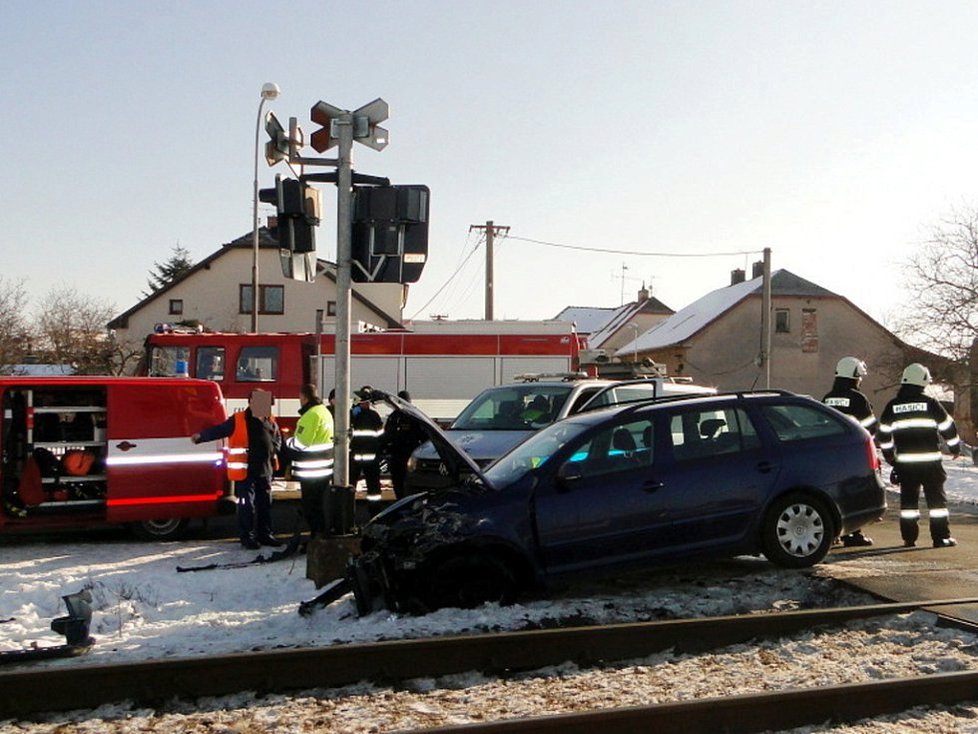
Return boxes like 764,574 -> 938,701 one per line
235,346 -> 278,383
149,346 -> 189,377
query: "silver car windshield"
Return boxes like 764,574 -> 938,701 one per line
483,416 -> 592,485
451,384 -> 574,431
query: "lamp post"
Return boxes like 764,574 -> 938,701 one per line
251,82 -> 280,333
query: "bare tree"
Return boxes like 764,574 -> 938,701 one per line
0,277 -> 30,373
33,286 -> 117,374
102,331 -> 146,376
900,207 -> 978,361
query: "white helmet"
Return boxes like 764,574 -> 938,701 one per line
901,363 -> 932,387
835,356 -> 867,379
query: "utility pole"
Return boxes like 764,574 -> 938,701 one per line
761,247 -> 772,389
470,221 -> 509,320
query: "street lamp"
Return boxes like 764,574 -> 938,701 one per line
251,82 -> 280,332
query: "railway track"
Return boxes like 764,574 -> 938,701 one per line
3,596 -> 978,724
391,670 -> 978,734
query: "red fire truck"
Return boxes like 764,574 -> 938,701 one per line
142,321 -> 584,427
0,376 -> 230,539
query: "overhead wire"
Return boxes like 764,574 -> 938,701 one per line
407,232 -> 484,320
506,234 -> 762,258
410,230 -> 764,320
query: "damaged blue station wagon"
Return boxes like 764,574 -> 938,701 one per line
346,389 -> 886,615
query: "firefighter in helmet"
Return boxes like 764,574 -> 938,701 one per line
822,356 -> 877,547
879,363 -> 961,548
350,386 -> 385,516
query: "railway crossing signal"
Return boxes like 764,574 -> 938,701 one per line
352,184 -> 429,283
310,98 -> 389,153
258,175 -> 321,282
264,111 -> 289,165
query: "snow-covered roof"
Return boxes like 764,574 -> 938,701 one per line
618,270 -> 838,353
552,306 -> 617,335
588,296 -> 673,349
4,364 -> 75,376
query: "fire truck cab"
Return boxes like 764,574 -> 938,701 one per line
143,321 -> 584,426
0,376 -> 230,540
145,331 -> 315,436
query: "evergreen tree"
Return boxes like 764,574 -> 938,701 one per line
144,245 -> 193,297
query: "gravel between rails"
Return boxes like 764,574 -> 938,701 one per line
5,609 -> 978,734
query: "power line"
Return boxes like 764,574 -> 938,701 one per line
506,234 -> 762,258
408,236 -> 483,320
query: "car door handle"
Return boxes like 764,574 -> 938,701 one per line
642,480 -> 664,493
756,461 -> 779,473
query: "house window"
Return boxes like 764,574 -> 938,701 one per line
327,300 -> 337,317
169,299 -> 184,316
801,308 -> 818,353
239,285 -> 285,315
775,309 -> 790,333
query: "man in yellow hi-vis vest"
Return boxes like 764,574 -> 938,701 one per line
287,383 -> 334,537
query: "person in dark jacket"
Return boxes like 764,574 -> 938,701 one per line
822,356 -> 877,547
380,390 -> 429,500
193,389 -> 282,549
879,363 -> 961,548
350,386 -> 385,515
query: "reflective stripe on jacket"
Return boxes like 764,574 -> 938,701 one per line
879,387 -> 960,466
350,407 -> 384,465
290,403 -> 335,481
226,411 -> 280,481
227,411 -> 250,481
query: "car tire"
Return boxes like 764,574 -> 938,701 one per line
131,518 -> 190,541
423,552 -> 517,612
762,493 -> 834,568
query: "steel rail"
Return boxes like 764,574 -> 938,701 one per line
2,596 -> 978,719
389,669 -> 978,734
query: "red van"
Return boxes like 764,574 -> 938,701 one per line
0,377 -> 230,540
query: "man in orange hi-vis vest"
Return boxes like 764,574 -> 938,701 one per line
193,389 -> 282,549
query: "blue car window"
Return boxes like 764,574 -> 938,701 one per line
670,407 -> 754,461
565,419 -> 653,478
760,403 -> 847,442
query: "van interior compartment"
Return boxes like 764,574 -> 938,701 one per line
2,386 -> 108,519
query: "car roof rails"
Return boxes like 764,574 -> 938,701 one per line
578,387 -> 803,415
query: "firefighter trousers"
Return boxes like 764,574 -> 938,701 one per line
897,463 -> 950,545
350,461 -> 382,517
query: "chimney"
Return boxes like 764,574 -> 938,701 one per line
637,283 -> 650,301
730,268 -> 745,285
751,260 -> 764,279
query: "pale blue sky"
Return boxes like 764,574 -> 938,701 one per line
3,1 -> 977,330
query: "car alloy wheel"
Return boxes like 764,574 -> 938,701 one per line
762,492 -> 834,568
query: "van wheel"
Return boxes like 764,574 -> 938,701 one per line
762,493 -> 834,568
132,518 -> 189,541
423,552 -> 517,612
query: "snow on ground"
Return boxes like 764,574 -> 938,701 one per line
4,458 -> 978,732
2,457 -> 978,667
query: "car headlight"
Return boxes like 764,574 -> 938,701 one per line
407,456 -> 417,472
